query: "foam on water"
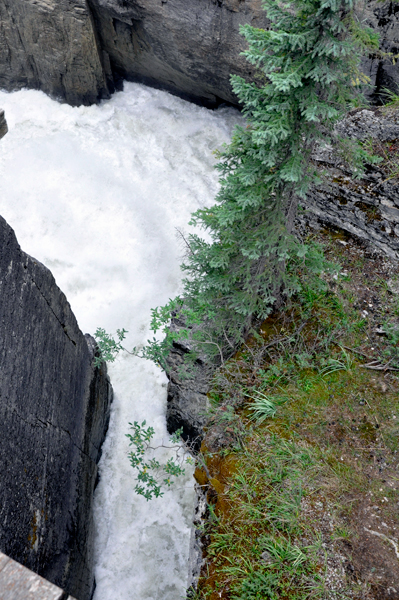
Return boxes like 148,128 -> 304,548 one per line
0,83 -> 239,600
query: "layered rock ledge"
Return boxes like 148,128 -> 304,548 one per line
302,108 -> 399,260
0,215 -> 113,600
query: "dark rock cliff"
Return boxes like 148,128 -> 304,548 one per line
0,109 -> 7,139
363,0 -> 399,102
2,0 -> 399,107
0,0 -> 110,106
165,315 -> 211,450
0,0 -> 266,107
0,215 -> 113,600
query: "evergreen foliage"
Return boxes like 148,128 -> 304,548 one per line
101,0 -> 379,368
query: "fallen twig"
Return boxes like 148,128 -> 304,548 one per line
333,342 -> 372,360
364,528 -> 399,561
332,342 -> 399,370
360,363 -> 399,372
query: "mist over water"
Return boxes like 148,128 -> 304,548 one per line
0,83 -> 239,600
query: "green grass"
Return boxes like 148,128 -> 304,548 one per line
194,233 -> 399,600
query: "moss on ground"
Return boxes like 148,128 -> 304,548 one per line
191,230 -> 399,600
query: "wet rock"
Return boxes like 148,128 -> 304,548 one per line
186,483 -> 207,596
0,109 -> 7,139
0,215 -> 113,600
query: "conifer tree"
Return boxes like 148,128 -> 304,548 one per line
144,0 -> 378,366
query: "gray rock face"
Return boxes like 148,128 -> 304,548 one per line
0,0 -> 266,107
0,215 -> 113,600
2,0 -> 399,107
301,109 -> 399,260
88,0 -> 267,106
0,0 -> 109,105
0,109 -> 7,139
165,316 -> 211,450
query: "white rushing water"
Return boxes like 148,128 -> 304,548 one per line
0,83 -> 238,600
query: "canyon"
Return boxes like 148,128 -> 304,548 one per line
2,2 -> 399,598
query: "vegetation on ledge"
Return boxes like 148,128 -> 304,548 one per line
191,229 -> 399,600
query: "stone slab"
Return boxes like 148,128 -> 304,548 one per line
0,551 -> 76,600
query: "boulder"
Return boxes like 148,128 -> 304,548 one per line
0,215 -> 113,600
0,109 -> 8,139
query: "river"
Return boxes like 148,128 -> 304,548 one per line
0,82 -> 238,600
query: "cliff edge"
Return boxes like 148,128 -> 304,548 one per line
0,215 -> 113,600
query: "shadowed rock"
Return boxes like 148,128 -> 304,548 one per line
0,216 -> 113,600
0,110 -> 8,139
165,314 -> 211,451
87,0 -> 267,107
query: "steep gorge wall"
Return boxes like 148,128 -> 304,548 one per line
0,108 -> 8,138
0,0 -> 110,106
0,214 -> 113,600
86,0 -> 267,106
0,0 -> 267,106
2,0 -> 399,107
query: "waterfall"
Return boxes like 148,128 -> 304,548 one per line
0,83 -> 238,600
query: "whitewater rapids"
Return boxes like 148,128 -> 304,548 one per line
0,82 -> 238,600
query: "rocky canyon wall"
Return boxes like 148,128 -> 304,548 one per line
0,0 -> 267,106
0,108 -> 8,138
0,0 -> 109,106
0,214 -> 113,600
2,0 -> 399,107
86,0 -> 267,106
